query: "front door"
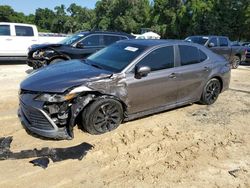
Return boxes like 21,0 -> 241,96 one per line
126,46 -> 178,114
71,34 -> 104,59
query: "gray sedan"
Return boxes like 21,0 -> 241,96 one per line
19,39 -> 231,139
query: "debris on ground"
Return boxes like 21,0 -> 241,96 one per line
0,136 -> 93,169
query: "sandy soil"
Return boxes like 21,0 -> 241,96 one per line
0,64 -> 250,188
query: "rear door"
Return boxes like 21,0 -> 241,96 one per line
174,45 -> 212,103
13,25 -> 38,56
126,45 -> 178,114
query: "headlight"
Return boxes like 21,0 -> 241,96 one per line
35,85 -> 92,102
32,50 -> 44,59
32,50 -> 55,59
35,93 -> 77,102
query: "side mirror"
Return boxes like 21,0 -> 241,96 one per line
208,42 -> 215,48
76,42 -> 84,49
135,66 -> 151,79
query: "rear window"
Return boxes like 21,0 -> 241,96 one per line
185,36 -> 208,45
0,25 -> 10,36
15,26 -> 34,36
179,45 -> 200,66
219,37 -> 228,46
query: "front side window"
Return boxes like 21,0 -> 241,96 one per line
179,45 -> 200,66
136,46 -> 174,71
59,33 -> 84,45
15,26 -> 34,36
0,25 -> 10,36
81,35 -> 101,47
209,37 -> 218,47
219,37 -> 228,47
103,35 -> 121,46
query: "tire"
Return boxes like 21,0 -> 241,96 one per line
231,56 -> 240,69
81,98 -> 123,135
200,78 -> 221,105
49,58 -> 64,65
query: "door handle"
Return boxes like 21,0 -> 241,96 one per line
168,73 -> 176,79
6,38 -> 12,41
204,66 -> 209,72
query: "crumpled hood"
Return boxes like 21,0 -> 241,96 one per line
20,60 -> 112,93
30,43 -> 64,52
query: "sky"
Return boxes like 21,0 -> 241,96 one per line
0,0 -> 99,15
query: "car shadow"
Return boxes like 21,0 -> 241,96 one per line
240,62 -> 250,67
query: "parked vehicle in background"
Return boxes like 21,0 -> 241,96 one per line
0,22 -> 66,61
132,31 -> 161,39
242,42 -> 250,62
19,39 -> 230,139
185,36 -> 246,69
27,31 -> 135,69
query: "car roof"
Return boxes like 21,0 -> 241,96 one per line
118,39 -> 201,48
78,30 -> 134,38
187,35 -> 228,38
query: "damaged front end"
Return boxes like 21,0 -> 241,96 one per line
18,73 -> 128,140
27,47 -> 66,69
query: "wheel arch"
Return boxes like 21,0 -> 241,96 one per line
211,76 -> 223,92
73,91 -> 128,126
49,55 -> 71,64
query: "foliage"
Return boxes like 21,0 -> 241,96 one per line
0,0 -> 249,40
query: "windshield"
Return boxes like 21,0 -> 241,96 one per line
58,33 -> 84,45
86,42 -> 147,72
185,36 -> 209,45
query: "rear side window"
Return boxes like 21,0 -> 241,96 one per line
103,35 -> 120,46
136,46 -> 174,71
15,26 -> 34,36
81,35 -> 101,47
179,45 -> 200,66
199,50 -> 208,62
209,37 -> 218,47
219,37 -> 228,46
0,25 -> 10,36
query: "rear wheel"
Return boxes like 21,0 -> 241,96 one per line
200,78 -> 221,105
81,98 -> 123,135
231,56 -> 240,69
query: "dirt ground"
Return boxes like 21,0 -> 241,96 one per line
0,64 -> 250,188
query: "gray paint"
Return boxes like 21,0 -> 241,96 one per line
19,39 -> 231,139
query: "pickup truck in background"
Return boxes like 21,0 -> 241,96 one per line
0,22 -> 67,61
185,36 -> 246,69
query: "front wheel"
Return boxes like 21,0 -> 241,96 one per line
81,98 -> 123,135
231,56 -> 240,69
200,78 -> 221,105
49,58 -> 64,65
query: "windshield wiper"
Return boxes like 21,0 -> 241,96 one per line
90,63 -> 103,70
83,59 -> 103,70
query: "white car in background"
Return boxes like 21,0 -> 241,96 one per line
0,22 -> 67,61
132,31 -> 161,39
